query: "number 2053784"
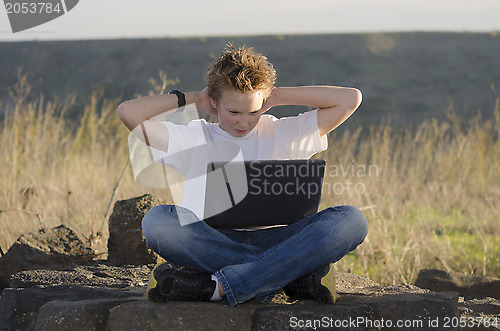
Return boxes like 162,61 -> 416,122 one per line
5,2 -> 62,14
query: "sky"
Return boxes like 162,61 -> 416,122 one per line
1,0 -> 500,41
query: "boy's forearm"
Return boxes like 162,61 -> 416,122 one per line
118,91 -> 201,131
269,86 -> 360,110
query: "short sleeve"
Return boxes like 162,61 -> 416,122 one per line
151,120 -> 207,174
273,109 -> 328,159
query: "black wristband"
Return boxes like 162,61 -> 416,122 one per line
168,89 -> 186,111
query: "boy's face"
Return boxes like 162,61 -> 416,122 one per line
210,89 -> 265,138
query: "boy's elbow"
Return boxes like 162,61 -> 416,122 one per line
117,102 -> 136,130
117,101 -> 128,121
351,88 -> 362,109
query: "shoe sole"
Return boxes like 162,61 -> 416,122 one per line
146,263 -> 172,302
315,264 -> 337,304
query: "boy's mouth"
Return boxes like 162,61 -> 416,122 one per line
235,129 -> 247,134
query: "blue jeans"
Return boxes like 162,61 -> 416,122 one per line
142,204 -> 368,307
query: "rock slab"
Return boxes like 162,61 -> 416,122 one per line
35,298 -> 140,331
0,284 -> 141,331
107,194 -> 166,266
106,300 -> 254,331
415,268 -> 500,300
0,225 -> 94,291
10,263 -> 152,289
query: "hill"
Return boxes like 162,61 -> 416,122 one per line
1,32 -> 499,126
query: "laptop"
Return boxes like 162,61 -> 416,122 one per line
203,159 -> 326,228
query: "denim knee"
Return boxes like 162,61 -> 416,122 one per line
321,205 -> 368,247
340,205 -> 369,241
142,204 -> 170,235
141,205 -> 180,249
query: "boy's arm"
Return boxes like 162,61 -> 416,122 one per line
117,90 -> 214,152
262,86 -> 362,136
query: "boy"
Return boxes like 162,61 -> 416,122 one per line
118,44 -> 368,306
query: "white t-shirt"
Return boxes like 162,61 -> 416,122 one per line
152,110 -> 328,222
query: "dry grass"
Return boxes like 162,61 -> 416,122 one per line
0,71 -> 172,256
1,72 -> 499,284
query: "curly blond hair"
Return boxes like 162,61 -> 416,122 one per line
205,44 -> 276,102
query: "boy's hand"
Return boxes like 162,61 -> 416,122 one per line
260,87 -> 278,113
196,88 -> 218,116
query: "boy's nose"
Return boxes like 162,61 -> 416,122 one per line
238,116 -> 249,128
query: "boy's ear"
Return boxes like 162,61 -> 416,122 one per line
209,97 -> 217,110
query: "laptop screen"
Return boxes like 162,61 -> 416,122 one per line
203,159 -> 325,228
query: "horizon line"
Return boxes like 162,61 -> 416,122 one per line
1,29 -> 499,43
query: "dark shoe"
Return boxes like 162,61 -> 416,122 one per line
146,262 -> 216,302
283,263 -> 336,304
